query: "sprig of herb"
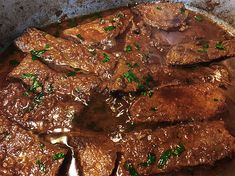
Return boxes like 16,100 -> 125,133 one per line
215,42 -> 225,50
36,160 -> 46,172
52,153 -> 65,160
102,53 -> 111,63
30,44 -> 50,61
134,43 -> 141,50
125,45 -> 133,53
127,63 -> 139,69
9,60 -> 20,66
123,70 -> 140,83
104,26 -> 116,32
158,144 -> 185,168
140,153 -> 156,167
197,42 -> 209,53
124,161 -> 139,176
156,6 -> 162,10
194,15 -> 203,22
22,73 -> 43,92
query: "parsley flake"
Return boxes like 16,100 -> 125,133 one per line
102,53 -> 111,63
194,15 -> 203,22
104,26 -> 116,32
215,42 -> 225,50
125,45 -> 132,52
52,153 -> 65,160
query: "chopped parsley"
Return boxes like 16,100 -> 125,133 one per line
158,144 -> 185,168
140,153 -> 156,167
125,45 -> 133,53
215,42 -> 225,50
30,44 -> 50,61
194,15 -> 203,22
21,73 -> 43,92
197,42 -> 209,53
52,152 -> 65,160
180,8 -> 186,14
123,70 -> 139,83
141,90 -> 154,97
66,68 -> 81,77
102,53 -> 111,63
47,84 -> 54,93
156,6 -> 162,10
134,43 -> 141,50
127,63 -> 139,69
76,34 -> 85,41
104,26 -> 116,32
124,161 -> 139,176
34,92 -> 44,104
9,60 -> 20,66
68,18 -> 78,27
36,160 -> 46,172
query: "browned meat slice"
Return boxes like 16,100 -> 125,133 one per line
16,95 -> 84,133
166,39 -> 235,65
134,2 -> 188,30
14,28 -> 116,79
0,83 -> 33,119
0,117 -> 67,175
150,64 -> 230,88
130,83 -> 226,123
68,132 -> 117,176
118,121 -> 235,175
8,55 -> 100,104
63,8 -> 133,47
107,23 -> 152,92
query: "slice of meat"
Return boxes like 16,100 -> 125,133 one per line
134,2 -> 188,30
150,64 -> 231,88
63,8 -> 133,47
16,95 -> 84,133
107,22 -> 152,92
15,28 -> 116,79
130,83 -> 226,123
8,55 -> 100,104
68,132 -> 117,176
0,117 -> 67,175
0,83 -> 33,119
118,121 -> 235,175
166,39 -> 235,65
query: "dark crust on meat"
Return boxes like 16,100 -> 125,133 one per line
134,2 -> 188,30
14,28 -> 116,79
118,121 -> 235,175
166,39 -> 235,65
68,132 -> 117,176
130,83 -> 226,123
62,8 -> 133,47
8,55 -> 100,104
0,117 -> 66,175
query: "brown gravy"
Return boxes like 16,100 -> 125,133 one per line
1,5 -> 235,176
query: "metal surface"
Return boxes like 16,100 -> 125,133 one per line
0,0 -> 235,51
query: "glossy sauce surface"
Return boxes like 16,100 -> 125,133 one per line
1,5 -> 235,176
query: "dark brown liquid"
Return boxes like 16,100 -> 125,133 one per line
1,6 -> 235,176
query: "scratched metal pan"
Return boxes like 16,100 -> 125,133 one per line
0,0 -> 235,176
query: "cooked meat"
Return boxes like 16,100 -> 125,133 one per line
0,117 -> 67,175
134,2 -> 188,30
150,64 -> 231,88
16,95 -> 83,133
14,28 -> 116,79
0,83 -> 33,119
107,22 -> 152,92
68,132 -> 117,176
63,8 -> 133,48
118,121 -> 235,175
166,39 -> 235,65
130,83 -> 226,123
8,55 -> 100,104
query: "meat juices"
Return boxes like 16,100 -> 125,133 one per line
0,1 -> 235,176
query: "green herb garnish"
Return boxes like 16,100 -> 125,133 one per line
102,53 -> 111,63
156,6 -> 162,10
47,84 -> 54,93
76,34 -> 85,41
215,42 -> 225,50
180,8 -> 186,14
30,44 -> 50,61
197,42 -> 209,53
127,63 -> 139,69
36,160 -> 46,172
194,15 -> 203,22
104,26 -> 116,32
34,92 -> 44,104
125,45 -> 132,53
52,152 -> 65,160
123,70 -> 139,83
68,18 -> 78,27
158,144 -> 185,168
134,43 -> 141,50
141,90 -> 154,97
9,60 -> 20,66
124,162 -> 139,176
22,73 -> 43,92
140,153 -> 156,167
